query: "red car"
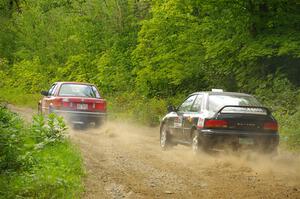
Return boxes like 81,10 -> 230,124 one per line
38,82 -> 107,128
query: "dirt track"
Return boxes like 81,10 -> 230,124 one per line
9,106 -> 300,199
72,122 -> 300,199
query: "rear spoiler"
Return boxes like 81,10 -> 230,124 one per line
216,105 -> 271,116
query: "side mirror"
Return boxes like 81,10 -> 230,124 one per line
167,105 -> 176,113
41,90 -> 49,96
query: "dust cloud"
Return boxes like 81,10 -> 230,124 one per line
71,120 -> 300,187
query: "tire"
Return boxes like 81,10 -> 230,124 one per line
95,117 -> 107,128
94,119 -> 102,128
192,130 -> 211,153
231,142 -> 239,152
160,125 -> 172,150
262,146 -> 278,156
72,122 -> 88,131
257,139 -> 278,156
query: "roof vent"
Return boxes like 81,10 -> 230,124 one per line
211,89 -> 223,92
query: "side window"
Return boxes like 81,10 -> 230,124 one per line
48,84 -> 57,96
178,95 -> 197,112
190,95 -> 203,112
92,86 -> 101,98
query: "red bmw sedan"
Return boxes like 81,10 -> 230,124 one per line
38,82 -> 107,128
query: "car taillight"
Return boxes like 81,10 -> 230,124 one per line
51,98 -> 62,107
61,98 -> 71,107
263,121 -> 278,131
204,119 -> 228,128
95,101 -> 106,112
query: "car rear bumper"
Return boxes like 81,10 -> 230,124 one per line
52,109 -> 107,124
199,129 -> 279,147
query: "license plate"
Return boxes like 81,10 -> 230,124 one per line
239,137 -> 254,145
77,103 -> 88,110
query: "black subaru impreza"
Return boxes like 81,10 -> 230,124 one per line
160,90 -> 279,153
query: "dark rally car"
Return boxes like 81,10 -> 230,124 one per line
38,82 -> 107,128
160,90 -> 279,153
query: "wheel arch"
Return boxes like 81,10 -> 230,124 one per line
160,119 -> 168,133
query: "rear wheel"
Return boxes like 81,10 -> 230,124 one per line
95,117 -> 107,128
72,122 -> 88,131
160,125 -> 172,150
192,130 -> 211,153
262,145 -> 278,156
94,119 -> 102,128
256,139 -> 278,156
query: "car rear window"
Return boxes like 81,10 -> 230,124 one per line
58,84 -> 100,98
208,94 -> 262,112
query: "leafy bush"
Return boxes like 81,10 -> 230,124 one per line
278,109 -> 300,150
254,74 -> 298,114
273,92 -> 300,151
0,106 -> 84,198
0,106 -> 25,172
32,113 -> 67,146
9,59 -> 48,93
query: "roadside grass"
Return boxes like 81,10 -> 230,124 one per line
0,88 -> 40,108
0,106 -> 84,198
2,142 -> 84,198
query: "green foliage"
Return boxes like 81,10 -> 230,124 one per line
0,106 -> 24,171
56,54 -> 94,82
108,92 -> 168,126
275,101 -> 300,151
0,87 -> 40,108
281,112 -> 300,151
0,106 -> 84,198
9,58 -> 48,93
32,113 -> 67,147
254,74 -> 298,114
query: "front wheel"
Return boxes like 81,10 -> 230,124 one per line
160,125 -> 172,150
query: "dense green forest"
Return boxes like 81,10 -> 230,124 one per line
0,0 -> 300,148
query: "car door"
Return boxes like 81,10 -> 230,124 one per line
182,94 -> 203,141
41,83 -> 58,113
174,95 -> 198,140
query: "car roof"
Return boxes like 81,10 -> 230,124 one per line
190,91 -> 252,97
55,81 -> 95,86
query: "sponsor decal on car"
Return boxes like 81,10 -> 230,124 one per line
197,117 -> 205,128
174,116 -> 183,128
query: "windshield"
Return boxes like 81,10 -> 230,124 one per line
58,84 -> 100,98
208,94 -> 262,112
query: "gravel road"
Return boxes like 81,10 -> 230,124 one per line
72,122 -> 300,199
